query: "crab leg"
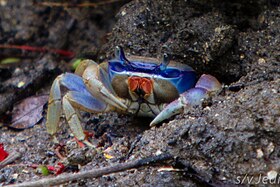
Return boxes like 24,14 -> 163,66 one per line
74,59 -> 96,77
46,73 -> 113,144
62,91 -> 111,147
82,61 -> 128,111
46,77 -> 62,142
150,74 -> 222,126
46,73 -> 89,140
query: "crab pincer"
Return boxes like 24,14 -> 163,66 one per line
150,74 -> 222,126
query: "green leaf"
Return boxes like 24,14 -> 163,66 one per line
0,58 -> 20,64
72,59 -> 83,70
37,165 -> 49,176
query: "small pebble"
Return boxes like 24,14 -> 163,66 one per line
258,58 -> 266,64
267,142 -> 275,155
167,139 -> 177,146
267,170 -> 278,180
17,81 -> 25,88
121,11 -> 126,16
256,148 -> 264,158
155,150 -> 162,155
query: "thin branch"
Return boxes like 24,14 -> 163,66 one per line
9,153 -> 172,187
125,134 -> 142,160
36,0 -> 122,8
0,151 -> 21,169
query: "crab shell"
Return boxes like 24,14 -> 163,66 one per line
107,55 -> 196,116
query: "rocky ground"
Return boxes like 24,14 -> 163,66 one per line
0,0 -> 279,186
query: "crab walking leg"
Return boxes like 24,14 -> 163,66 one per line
46,73 -> 89,140
62,96 -> 88,144
63,91 -> 113,147
46,77 -> 62,142
62,99 -> 91,147
65,91 -> 111,113
46,73 -> 107,143
74,59 -> 97,76
83,63 -> 128,111
150,74 -> 222,126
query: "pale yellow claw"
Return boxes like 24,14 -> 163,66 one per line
46,77 -> 61,137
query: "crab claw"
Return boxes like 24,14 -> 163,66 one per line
150,74 -> 221,126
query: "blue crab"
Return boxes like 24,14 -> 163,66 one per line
46,46 -> 221,147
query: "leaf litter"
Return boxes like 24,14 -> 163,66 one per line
8,95 -> 48,130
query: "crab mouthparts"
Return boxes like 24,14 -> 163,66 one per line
128,77 -> 153,97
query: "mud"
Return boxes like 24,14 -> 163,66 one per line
0,0 -> 279,186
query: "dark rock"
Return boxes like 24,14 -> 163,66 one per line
98,0 -> 279,186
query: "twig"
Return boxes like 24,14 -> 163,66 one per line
0,151 -> 21,169
125,134 -> 142,160
9,153 -> 172,187
0,44 -> 75,58
54,144 -> 66,160
36,0 -> 122,8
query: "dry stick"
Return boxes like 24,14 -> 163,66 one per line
36,0 -> 122,8
10,153 -> 172,187
0,151 -> 21,170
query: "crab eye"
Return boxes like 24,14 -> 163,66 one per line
110,61 -> 126,72
115,46 -> 126,61
159,53 -> 169,71
161,69 -> 180,78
